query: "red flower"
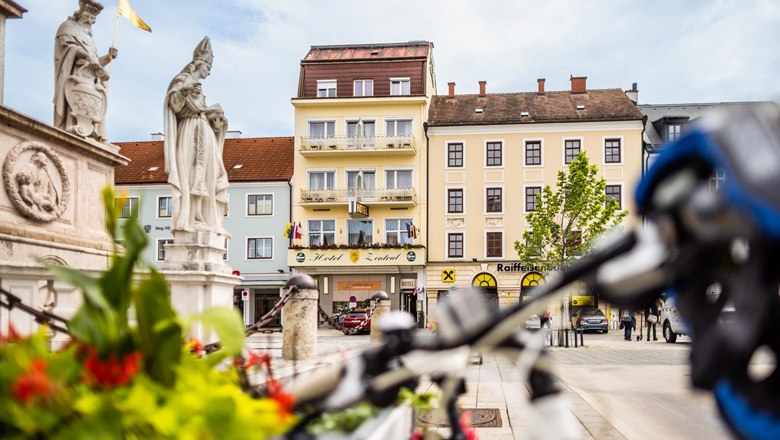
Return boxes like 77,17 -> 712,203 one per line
186,337 -> 204,356
0,324 -> 22,343
245,351 -> 273,371
11,359 -> 54,404
266,378 -> 295,419
83,349 -> 143,388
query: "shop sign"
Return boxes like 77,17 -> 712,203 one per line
442,269 -> 455,283
400,279 -> 417,289
348,200 -> 369,218
288,248 -> 425,267
496,262 -> 560,272
406,251 -> 416,262
571,295 -> 594,306
338,281 -> 381,290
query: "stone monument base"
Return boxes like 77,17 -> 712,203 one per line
161,230 -> 231,274
162,270 -> 241,344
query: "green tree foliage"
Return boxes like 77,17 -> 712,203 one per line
514,152 -> 627,266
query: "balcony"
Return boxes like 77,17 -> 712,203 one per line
299,187 -> 417,207
300,134 -> 416,156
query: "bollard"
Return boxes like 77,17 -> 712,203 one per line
282,274 -> 318,361
369,290 -> 391,344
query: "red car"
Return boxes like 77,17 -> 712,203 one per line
342,309 -> 371,334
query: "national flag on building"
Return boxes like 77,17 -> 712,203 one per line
294,222 -> 302,239
118,0 -> 152,32
283,222 -> 291,237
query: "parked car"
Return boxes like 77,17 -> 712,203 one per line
660,295 -> 735,343
342,309 -> 371,334
570,308 -> 608,333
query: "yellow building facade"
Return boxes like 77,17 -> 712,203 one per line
289,42 -> 435,322
425,78 -> 644,325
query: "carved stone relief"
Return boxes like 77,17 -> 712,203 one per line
447,217 -> 465,228
485,217 -> 504,227
3,142 -> 71,222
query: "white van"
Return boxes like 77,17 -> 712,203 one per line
660,297 -> 689,343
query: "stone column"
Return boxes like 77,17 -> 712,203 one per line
370,290 -> 391,344
282,274 -> 318,361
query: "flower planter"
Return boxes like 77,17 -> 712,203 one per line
314,403 -> 414,440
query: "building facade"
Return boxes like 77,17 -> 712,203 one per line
114,136 -> 294,326
425,77 -> 644,325
288,42 -> 435,323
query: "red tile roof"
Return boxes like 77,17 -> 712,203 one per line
303,41 -> 431,62
114,137 -> 294,185
428,89 -> 644,126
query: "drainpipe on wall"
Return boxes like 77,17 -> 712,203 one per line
287,177 -> 294,275
423,121 -> 430,327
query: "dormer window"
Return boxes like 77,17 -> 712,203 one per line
667,123 -> 682,142
390,78 -> 410,96
317,80 -> 337,97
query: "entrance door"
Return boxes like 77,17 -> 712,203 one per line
254,290 -> 282,327
472,272 -> 499,311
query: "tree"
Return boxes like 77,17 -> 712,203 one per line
514,151 -> 627,266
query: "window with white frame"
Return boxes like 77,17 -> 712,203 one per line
347,219 -> 373,246
347,170 -> 376,192
667,124 -> 682,142
486,232 -> 503,258
448,189 -> 464,213
486,142 -> 502,166
565,139 -> 581,164
117,197 -> 139,219
347,120 -> 375,138
308,220 -> 335,246
247,237 -> 272,259
525,186 -> 541,212
385,169 -> 412,188
353,79 -> 374,97
385,119 -> 412,137
448,233 -> 464,258
605,185 -> 622,209
486,188 -> 502,213
386,219 -> 413,245
247,194 -> 272,216
309,121 -> 335,138
157,196 -> 172,218
605,139 -> 621,164
390,78 -> 410,96
710,168 -> 726,191
156,238 -> 173,261
525,141 -> 541,166
317,80 -> 336,97
308,171 -> 335,190
448,143 -> 464,167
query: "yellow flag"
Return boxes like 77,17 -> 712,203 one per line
118,0 -> 152,32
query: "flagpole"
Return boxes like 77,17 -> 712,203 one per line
106,7 -> 120,95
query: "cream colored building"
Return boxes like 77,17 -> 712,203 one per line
425,77 -> 644,324
289,42 -> 435,322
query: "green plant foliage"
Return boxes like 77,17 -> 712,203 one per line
306,402 -> 379,434
514,151 -> 628,268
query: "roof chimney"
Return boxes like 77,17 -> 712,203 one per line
479,81 -> 486,97
537,78 -> 545,95
570,76 -> 587,94
448,82 -> 456,97
151,132 -> 164,141
625,82 -> 639,103
226,130 -> 242,139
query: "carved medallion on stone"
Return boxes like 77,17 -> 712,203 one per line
485,218 -> 504,227
3,142 -> 70,222
447,217 -> 465,228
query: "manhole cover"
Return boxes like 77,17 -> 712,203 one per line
417,408 -> 502,428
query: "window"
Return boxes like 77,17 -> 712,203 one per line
525,141 -> 541,166
386,119 -> 412,137
347,219 -> 373,246
486,188 -> 502,213
346,170 -> 376,192
448,143 -> 464,167
156,238 -> 173,261
247,238 -> 272,259
308,171 -> 335,190
116,197 -> 139,219
353,79 -> 374,97
224,193 -> 229,217
347,120 -> 375,148
248,194 -> 273,216
667,124 -> 682,142
605,139 -> 621,163
386,219 -> 413,245
448,189 -> 463,213
223,237 -> 228,260
486,232 -> 503,258
525,186 -> 541,212
486,142 -> 502,166
316,80 -> 336,97
157,196 -> 172,218
565,139 -> 581,164
309,121 -> 335,138
385,169 -> 413,188
308,220 -> 335,246
390,78 -> 410,96
448,233 -> 464,258
605,185 -> 622,209
710,168 -> 725,191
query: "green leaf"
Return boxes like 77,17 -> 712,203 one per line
186,308 -> 245,356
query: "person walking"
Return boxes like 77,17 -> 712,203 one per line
620,309 -> 636,341
645,299 -> 661,341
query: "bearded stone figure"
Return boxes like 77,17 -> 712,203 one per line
53,0 -> 117,141
163,37 -> 229,235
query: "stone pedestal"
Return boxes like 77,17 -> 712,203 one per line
163,270 -> 241,344
370,299 -> 391,344
282,287 -> 318,360
162,230 -> 231,274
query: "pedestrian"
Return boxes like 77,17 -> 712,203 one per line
645,299 -> 661,341
620,309 -> 635,341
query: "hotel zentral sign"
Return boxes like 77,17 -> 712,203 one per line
289,247 -> 424,267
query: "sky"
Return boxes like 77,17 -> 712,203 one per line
5,0 -> 780,143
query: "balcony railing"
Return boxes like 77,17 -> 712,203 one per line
300,134 -> 415,153
300,187 -> 417,204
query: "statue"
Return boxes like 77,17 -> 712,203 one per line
163,37 -> 229,235
53,0 -> 117,141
